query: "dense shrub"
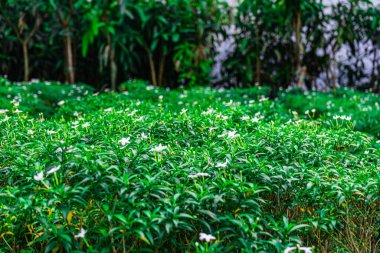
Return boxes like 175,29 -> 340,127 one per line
280,88 -> 380,138
0,77 -> 94,117
1,80 -> 379,252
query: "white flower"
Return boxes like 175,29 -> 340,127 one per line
180,108 -> 188,115
216,160 -> 228,168
251,117 -> 260,123
27,130 -> 34,135
47,130 -> 57,135
0,109 -> 9,114
34,172 -> 44,181
219,130 -> 241,139
188,173 -> 210,178
241,116 -> 250,121
119,137 -> 131,146
141,133 -> 148,139
57,100 -> 65,106
227,130 -> 240,139
224,100 -> 233,106
199,232 -> 216,242
284,247 -> 312,253
135,116 -> 144,122
209,127 -> 218,132
292,111 -> 298,116
104,107 -> 113,112
333,115 -> 351,121
14,109 -> 22,113
55,147 -> 63,153
128,110 -> 138,117
217,132 -> 226,138
75,228 -> 86,238
201,108 -> 215,115
151,144 -> 167,152
311,109 -> 316,113
47,165 -> 61,174
305,110 -> 309,114
82,122 -> 90,128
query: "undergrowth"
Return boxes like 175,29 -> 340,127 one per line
0,79 -> 379,252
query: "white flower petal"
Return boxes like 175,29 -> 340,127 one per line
75,228 -> 86,238
34,172 -> 44,181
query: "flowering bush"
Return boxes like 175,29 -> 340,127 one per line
0,79 -> 379,252
0,77 -> 94,117
280,88 -> 380,137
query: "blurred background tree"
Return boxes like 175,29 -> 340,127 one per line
0,0 -> 42,82
0,0 -> 378,93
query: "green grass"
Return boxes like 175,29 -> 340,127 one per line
0,79 -> 379,252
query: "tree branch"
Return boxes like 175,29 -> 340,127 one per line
25,12 -> 41,43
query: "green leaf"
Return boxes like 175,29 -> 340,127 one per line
138,231 -> 151,245
289,224 -> 309,234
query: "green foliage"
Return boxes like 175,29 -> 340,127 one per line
174,42 -> 214,86
1,0 -> 227,88
280,88 -> 380,137
0,77 -> 94,117
222,0 -> 379,90
1,79 -> 379,252
2,0 -> 377,90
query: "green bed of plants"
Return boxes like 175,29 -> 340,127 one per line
0,77 -> 94,117
279,88 -> 380,138
0,79 -> 379,252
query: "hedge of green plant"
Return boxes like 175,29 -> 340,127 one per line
279,88 -> 380,138
0,77 -> 94,117
0,80 -> 379,252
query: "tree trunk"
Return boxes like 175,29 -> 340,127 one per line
158,53 -> 166,87
294,8 -> 303,87
255,56 -> 261,85
255,28 -> 261,85
110,48 -> 117,91
63,28 -> 75,84
148,54 -> 157,86
371,47 -> 377,90
144,45 -> 157,86
332,54 -> 337,90
297,66 -> 307,88
22,42 -> 29,82
107,32 -> 117,90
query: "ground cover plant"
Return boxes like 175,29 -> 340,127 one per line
279,88 -> 380,138
0,77 -> 94,117
0,79 -> 380,252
